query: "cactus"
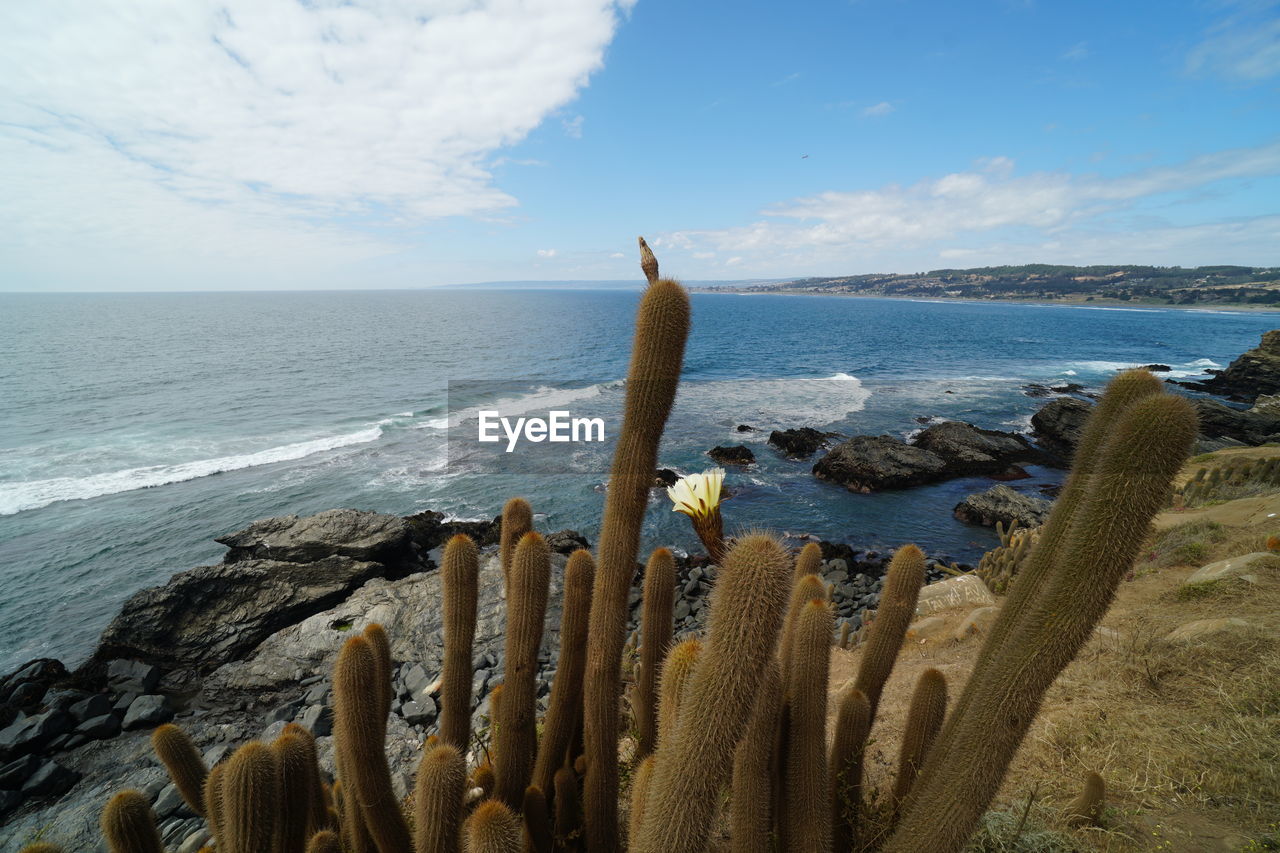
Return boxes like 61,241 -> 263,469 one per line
274,730 -> 322,853
974,520 -> 1040,595
307,831 -> 343,853
636,547 -> 675,759
778,572 -> 829,681
465,799 -> 523,853
533,549 -> 595,797
223,742 -> 280,853
101,790 -> 164,853
784,599 -> 834,853
413,744 -> 465,853
18,845 -> 63,853
628,756 -> 657,845
891,668 -> 947,810
500,497 -> 533,581
1066,771 -> 1106,827
631,534 -> 792,853
853,544 -> 924,719
495,531 -> 551,809
729,660 -> 781,853
333,634 -> 412,853
886,390 -> 1197,852
203,762 -> 226,847
524,785 -> 555,853
283,722 -> 330,834
553,766 -> 582,852
829,687 -> 871,853
655,637 -> 702,752
582,238 -> 690,850
151,723 -> 208,818
795,541 -> 823,579
440,533 -> 480,751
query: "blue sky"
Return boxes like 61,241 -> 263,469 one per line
1,0 -> 1277,291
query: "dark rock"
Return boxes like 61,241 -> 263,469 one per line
0,710 -> 73,761
1023,382 -> 1088,397
544,529 -> 590,555
1177,330 -> 1280,403
20,760 -> 79,798
107,659 -> 160,695
0,755 -> 41,790
0,788 -> 21,816
404,510 -> 501,557
76,713 -> 121,740
653,469 -> 679,488
813,435 -> 948,492
1031,397 -> 1092,460
8,682 -> 46,709
83,555 -> 383,681
769,427 -> 834,459
736,424 -> 755,432
217,508 -> 413,566
122,695 -> 173,731
68,693 -> 113,723
297,705 -> 332,737
401,700 -> 437,728
989,465 -> 1031,481
954,485 -> 1053,528
1193,398 -> 1280,446
1142,364 -> 1172,372
912,421 -> 1047,472
708,445 -> 755,465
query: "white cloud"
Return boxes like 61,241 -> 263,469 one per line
861,101 -> 895,118
609,252 -> 626,258
1187,0 -> 1280,80
662,139 -> 1280,273
537,248 -> 558,258
0,0 -> 633,287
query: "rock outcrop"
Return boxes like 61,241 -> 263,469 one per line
1192,398 -> 1280,447
813,421 -> 1049,493
707,444 -> 755,465
1178,330 -> 1280,403
216,508 -> 414,567
953,485 -> 1053,528
768,427 -> 835,459
1031,397 -> 1092,460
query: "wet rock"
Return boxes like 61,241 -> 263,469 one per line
708,445 -> 755,465
768,427 -> 835,459
653,469 -> 679,488
404,510 -> 501,557
954,485 -> 1052,528
813,435 -> 948,492
1031,397 -> 1092,460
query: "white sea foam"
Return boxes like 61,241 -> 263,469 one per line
1061,358 -> 1222,379
677,373 -> 871,428
0,425 -> 385,516
418,381 -> 625,431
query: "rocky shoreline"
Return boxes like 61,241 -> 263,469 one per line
3,331 -> 1279,849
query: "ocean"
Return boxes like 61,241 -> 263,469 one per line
0,288 -> 1273,674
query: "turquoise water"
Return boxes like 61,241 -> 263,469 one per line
0,289 -> 1273,673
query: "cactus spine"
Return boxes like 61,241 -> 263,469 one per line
101,790 -> 164,853
886,390 -> 1197,852
495,531 -> 551,809
632,534 -> 792,853
440,533 -> 479,751
333,633 -> 412,853
203,761 -> 226,847
853,544 -> 924,719
655,638 -> 701,752
795,541 -> 824,579
465,799 -> 523,853
274,730 -> 321,853
415,744 -> 466,853
891,668 -> 947,809
283,722 -> 329,835
729,660 -> 781,853
778,572 -> 828,680
307,831 -> 343,853
223,742 -> 280,853
628,756 -> 657,845
1066,771 -> 1106,827
533,549 -> 595,797
784,599 -> 834,853
500,497 -> 533,581
582,239 -> 690,851
636,547 -> 675,759
829,687 -> 871,853
151,723 -> 208,818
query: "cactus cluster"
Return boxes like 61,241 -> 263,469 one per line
81,241 -> 1193,853
974,520 -> 1041,594
1177,455 -> 1280,506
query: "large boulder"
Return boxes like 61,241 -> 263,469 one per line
769,427 -> 835,459
1179,330 -> 1280,403
954,485 -> 1053,528
1031,397 -> 1092,460
216,509 -> 413,567
83,556 -> 382,682
813,421 -> 1047,492
708,445 -> 755,466
1192,399 -> 1280,447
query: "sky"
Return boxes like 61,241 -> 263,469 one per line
1,0 -> 1278,291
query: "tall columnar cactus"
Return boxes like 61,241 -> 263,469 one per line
282,722 -> 329,835
655,637 -> 702,752
553,766 -> 582,852
636,547 -> 675,759
533,549 -> 595,797
440,533 -> 479,751
151,723 -> 208,817
829,687 -> 871,853
465,800 -> 523,853
853,544 -> 924,719
333,633 -> 412,853
729,660 -> 782,853
632,534 -> 792,853
886,390 -> 1197,852
101,790 -> 164,853
628,756 -> 657,844
795,541 -> 824,579
784,599 -> 835,853
365,622 -> 393,722
495,530 -> 551,809
500,497 -> 533,581
415,744 -> 465,853
204,762 -> 226,846
524,785 -> 555,853
583,238 -> 690,851
778,572 -> 828,681
891,668 -> 948,809
275,730 -> 322,853
223,742 -> 280,853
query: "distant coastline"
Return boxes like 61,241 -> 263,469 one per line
691,288 -> 1280,313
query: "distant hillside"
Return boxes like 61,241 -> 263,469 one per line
696,264 -> 1280,307
439,278 -> 788,291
